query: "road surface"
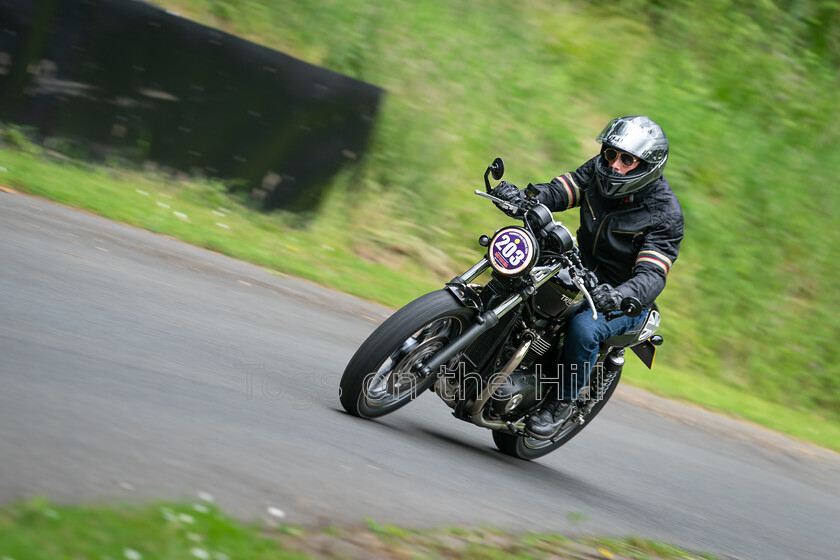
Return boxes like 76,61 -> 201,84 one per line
1,191 -> 839,560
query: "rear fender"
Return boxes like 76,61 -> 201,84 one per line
603,307 -> 662,369
603,306 -> 660,348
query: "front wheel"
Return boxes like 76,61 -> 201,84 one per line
340,290 -> 475,418
493,368 -> 622,460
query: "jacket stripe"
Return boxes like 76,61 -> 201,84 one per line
639,250 -> 673,267
636,250 -> 672,275
565,173 -> 581,207
555,174 -> 580,209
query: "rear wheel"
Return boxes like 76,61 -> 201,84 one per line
340,290 -> 475,418
493,368 -> 622,460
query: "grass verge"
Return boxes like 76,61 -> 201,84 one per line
0,145 -> 438,309
0,498 -> 720,560
623,361 -> 840,452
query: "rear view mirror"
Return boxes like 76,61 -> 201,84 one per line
484,158 -> 506,193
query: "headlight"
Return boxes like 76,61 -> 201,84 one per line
488,227 -> 538,277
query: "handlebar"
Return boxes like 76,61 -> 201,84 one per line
474,189 -> 538,217
475,188 -> 643,323
474,190 -> 521,213
604,297 -> 644,321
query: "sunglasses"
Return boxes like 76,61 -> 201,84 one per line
604,148 -> 639,167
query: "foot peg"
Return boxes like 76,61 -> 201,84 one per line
506,421 -> 526,436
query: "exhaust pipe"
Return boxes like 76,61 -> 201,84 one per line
469,338 -> 532,429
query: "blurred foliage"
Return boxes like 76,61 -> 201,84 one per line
154,0 -> 840,419
0,123 -> 41,154
0,499 -> 718,560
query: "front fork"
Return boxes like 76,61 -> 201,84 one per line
420,258 -> 565,378
457,257 -> 491,285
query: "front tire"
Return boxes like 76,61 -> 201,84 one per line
493,368 -> 622,460
340,290 -> 475,419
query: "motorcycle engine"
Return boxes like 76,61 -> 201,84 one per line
488,368 -> 541,418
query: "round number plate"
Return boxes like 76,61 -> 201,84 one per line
488,227 -> 537,276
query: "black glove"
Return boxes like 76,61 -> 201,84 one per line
491,181 -> 518,201
591,283 -> 623,312
490,181 -> 520,217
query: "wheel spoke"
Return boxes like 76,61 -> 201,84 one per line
363,317 -> 460,407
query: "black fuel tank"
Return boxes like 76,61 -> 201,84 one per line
532,268 -> 584,318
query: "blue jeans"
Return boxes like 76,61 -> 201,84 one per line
556,304 -> 648,400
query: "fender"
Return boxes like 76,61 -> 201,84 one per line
445,280 -> 484,312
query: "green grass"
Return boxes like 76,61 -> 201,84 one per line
0,143 -> 438,308
0,498 -> 309,560
623,361 -> 840,452
0,498 -> 719,560
589,536 -> 721,560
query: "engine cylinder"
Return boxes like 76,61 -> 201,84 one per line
519,332 -> 554,368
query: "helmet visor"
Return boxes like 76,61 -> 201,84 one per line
596,118 -> 667,163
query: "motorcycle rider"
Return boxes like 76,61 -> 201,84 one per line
492,116 -> 684,439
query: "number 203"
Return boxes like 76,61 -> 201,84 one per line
495,234 -> 526,266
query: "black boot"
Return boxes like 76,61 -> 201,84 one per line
526,399 -> 574,440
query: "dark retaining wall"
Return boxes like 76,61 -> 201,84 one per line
0,0 -> 383,211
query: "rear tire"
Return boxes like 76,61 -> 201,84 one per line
493,369 -> 622,460
340,290 -> 475,419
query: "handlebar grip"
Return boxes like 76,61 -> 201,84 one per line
620,297 -> 643,317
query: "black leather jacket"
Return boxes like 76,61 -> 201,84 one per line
531,157 -> 684,307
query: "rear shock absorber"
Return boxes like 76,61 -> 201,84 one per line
597,349 -> 624,400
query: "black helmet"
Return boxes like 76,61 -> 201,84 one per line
594,116 -> 668,199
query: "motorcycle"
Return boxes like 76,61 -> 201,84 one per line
339,158 -> 663,460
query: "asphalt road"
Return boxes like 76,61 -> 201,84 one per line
2,191 -> 839,560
